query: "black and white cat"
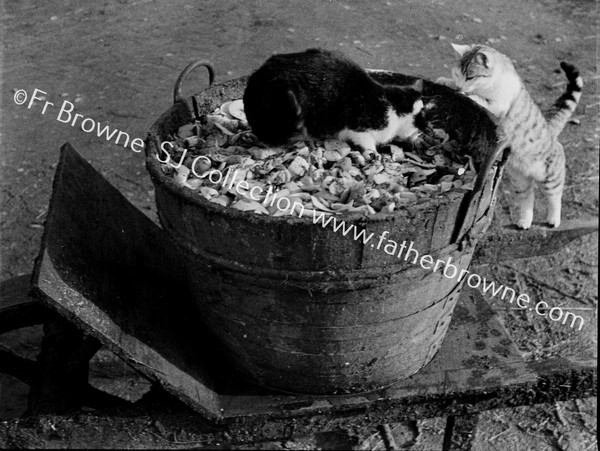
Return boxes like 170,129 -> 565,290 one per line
243,48 -> 425,160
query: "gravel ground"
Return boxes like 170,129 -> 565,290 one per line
1,0 -> 597,449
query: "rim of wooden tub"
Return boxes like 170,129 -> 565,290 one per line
145,61 -> 507,237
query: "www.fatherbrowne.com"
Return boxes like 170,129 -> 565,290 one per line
283,200 -> 585,331
162,156 -> 585,331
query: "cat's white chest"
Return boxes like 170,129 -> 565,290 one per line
337,105 -> 422,151
377,105 -> 422,142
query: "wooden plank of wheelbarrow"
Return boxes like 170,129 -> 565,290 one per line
0,288 -> 592,447
31,142 -> 224,420
215,286 -> 596,424
472,218 -> 598,266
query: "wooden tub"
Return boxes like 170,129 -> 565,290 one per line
144,68 -> 507,394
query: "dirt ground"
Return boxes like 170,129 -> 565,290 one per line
1,0 -> 597,449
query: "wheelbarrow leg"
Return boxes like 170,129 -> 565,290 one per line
442,413 -> 479,451
1,274 -> 135,414
26,317 -> 101,415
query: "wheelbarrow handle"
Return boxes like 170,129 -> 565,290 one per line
173,60 -> 216,104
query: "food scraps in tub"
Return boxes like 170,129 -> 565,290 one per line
159,99 -> 476,217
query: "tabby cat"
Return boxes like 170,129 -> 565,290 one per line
436,44 -> 583,229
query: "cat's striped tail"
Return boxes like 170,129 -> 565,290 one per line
546,62 -> 583,137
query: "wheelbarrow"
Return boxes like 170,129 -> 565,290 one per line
0,62 -> 596,449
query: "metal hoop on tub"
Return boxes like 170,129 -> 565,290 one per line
173,60 -> 216,104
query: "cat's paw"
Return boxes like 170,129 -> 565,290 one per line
466,94 -> 489,108
435,76 -> 457,89
546,216 -> 561,228
361,148 -> 380,162
515,217 -> 533,230
546,200 -> 562,228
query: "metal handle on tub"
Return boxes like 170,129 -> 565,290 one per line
471,139 -> 511,197
451,139 -> 511,243
173,60 -> 216,104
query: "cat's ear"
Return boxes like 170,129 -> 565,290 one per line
411,78 -> 424,92
451,43 -> 472,56
475,52 -> 490,68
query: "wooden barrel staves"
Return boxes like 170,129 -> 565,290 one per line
145,68 -> 508,395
